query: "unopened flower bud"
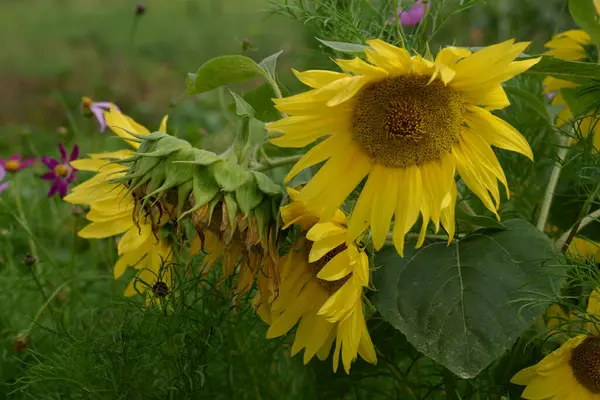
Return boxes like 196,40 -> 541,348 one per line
135,4 -> 146,16
13,333 -> 28,352
241,38 -> 253,51
57,126 -> 68,136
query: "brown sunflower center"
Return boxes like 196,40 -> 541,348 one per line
351,74 -> 463,168
570,336 -> 600,393
310,244 -> 350,294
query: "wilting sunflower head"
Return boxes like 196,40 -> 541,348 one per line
512,335 -> 600,399
262,193 -> 376,373
544,30 -> 592,61
267,39 -> 538,256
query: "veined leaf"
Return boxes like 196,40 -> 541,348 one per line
373,219 -> 565,378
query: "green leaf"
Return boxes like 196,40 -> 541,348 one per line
210,160 -> 248,192
456,208 -> 508,230
570,0 -> 600,46
316,38 -> 368,54
243,84 -> 281,122
258,50 -> 283,81
187,55 -> 269,95
373,219 -> 564,379
248,118 -> 267,146
504,85 -> 552,124
229,89 -> 255,118
235,174 -> 264,215
525,55 -> 600,83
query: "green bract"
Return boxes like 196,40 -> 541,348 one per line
113,131 -> 282,242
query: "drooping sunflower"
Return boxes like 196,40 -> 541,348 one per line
511,335 -> 600,399
259,189 -> 376,373
542,31 -> 599,149
64,106 -> 175,303
267,39 -> 538,256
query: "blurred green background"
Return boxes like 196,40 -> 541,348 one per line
0,0 -> 584,398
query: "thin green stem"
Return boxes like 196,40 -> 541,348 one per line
536,133 -> 572,232
252,154 -> 302,172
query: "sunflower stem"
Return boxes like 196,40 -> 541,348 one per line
536,134 -> 571,232
252,154 -> 302,172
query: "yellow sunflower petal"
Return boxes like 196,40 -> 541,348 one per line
316,249 -> 352,281
292,69 -> 348,89
298,142 -> 372,221
284,132 -> 353,182
466,106 -> 534,160
77,216 -> 134,239
335,57 -> 389,79
370,166 -> 399,250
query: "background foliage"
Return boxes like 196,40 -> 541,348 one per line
1,0 -> 597,399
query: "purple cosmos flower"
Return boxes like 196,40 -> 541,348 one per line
0,166 -> 8,195
41,144 -> 79,198
0,155 -> 36,173
82,96 -> 120,133
398,0 -> 429,26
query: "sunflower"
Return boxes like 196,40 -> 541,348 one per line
542,31 -> 599,149
267,39 -> 538,256
545,30 -> 591,62
511,335 -> 600,399
64,106 -> 175,303
260,189 -> 376,373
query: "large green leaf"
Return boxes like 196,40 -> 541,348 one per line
373,219 -> 565,379
186,55 -> 269,95
570,0 -> 600,46
525,55 -> 600,82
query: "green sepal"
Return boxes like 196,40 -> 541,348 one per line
252,171 -> 282,195
177,180 -> 193,215
235,174 -> 264,216
127,130 -> 168,142
145,149 -> 195,198
210,160 -> 248,191
142,136 -> 192,158
253,198 -> 273,240
223,193 -> 238,233
110,156 -> 161,192
206,194 -> 223,227
172,148 -> 221,166
179,167 -> 221,220
141,163 -> 167,207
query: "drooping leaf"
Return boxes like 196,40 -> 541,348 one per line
316,38 -> 368,54
187,55 -> 270,95
373,219 -> 564,379
570,0 -> 600,46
